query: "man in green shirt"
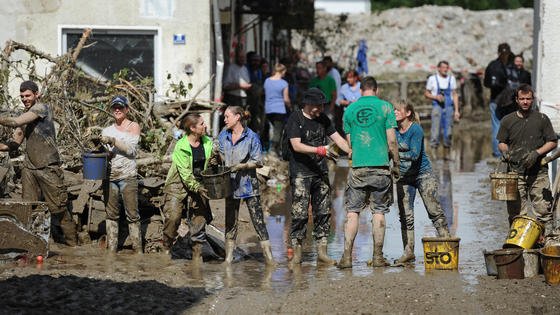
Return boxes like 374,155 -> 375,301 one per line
338,76 -> 400,269
309,61 -> 337,118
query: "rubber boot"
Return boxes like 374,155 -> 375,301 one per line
443,147 -> 451,161
224,239 -> 235,264
106,219 -> 118,253
128,222 -> 143,254
290,239 -> 302,265
316,237 -> 336,265
162,235 -> 173,254
435,219 -> 451,237
260,240 -> 277,266
395,230 -> 415,265
59,211 -> 78,246
192,242 -> 203,264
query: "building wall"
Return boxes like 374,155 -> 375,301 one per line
315,0 -> 370,14
534,0 -> 560,107
0,0 -> 212,99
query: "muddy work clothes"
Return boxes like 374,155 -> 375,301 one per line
426,74 -> 457,148
290,176 -> 331,241
506,170 -> 554,234
345,167 -> 392,214
21,102 -> 67,213
162,185 -> 212,244
218,127 -> 263,198
225,196 -> 269,241
397,172 -> 448,231
22,165 -> 67,214
104,177 -> 140,223
23,103 -> 60,170
163,135 -> 214,244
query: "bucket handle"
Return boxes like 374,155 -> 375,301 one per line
494,251 -> 523,266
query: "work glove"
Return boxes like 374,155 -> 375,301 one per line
501,151 -> 511,163
197,186 -> 209,200
398,142 -> 409,152
100,136 -> 116,146
208,152 -> 221,167
521,151 -> 540,169
391,165 -> 401,181
315,146 -> 328,157
325,144 -> 339,161
230,163 -> 245,172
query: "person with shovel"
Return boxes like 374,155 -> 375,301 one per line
217,105 -> 275,266
393,100 -> 450,266
98,96 -> 142,254
161,113 -> 215,264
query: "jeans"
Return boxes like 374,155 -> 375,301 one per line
104,177 -> 140,223
430,105 -> 454,148
489,101 -> 501,157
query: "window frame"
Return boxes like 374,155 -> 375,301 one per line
58,25 -> 162,93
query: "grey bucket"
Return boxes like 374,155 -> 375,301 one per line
201,166 -> 232,199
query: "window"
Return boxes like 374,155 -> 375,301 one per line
61,27 -> 159,84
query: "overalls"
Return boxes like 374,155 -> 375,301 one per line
430,76 -> 454,148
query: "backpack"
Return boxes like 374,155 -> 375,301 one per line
281,109 -> 305,161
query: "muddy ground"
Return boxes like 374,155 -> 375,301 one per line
1,121 -> 560,314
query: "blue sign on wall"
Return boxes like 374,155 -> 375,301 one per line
173,34 -> 185,45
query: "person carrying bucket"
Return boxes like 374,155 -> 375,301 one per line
393,100 -> 451,265
497,84 -> 557,237
99,96 -> 142,254
161,113 -> 216,264
217,106 -> 276,266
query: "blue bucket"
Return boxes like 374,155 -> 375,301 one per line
82,152 -> 108,180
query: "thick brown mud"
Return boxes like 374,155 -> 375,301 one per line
2,124 -> 560,314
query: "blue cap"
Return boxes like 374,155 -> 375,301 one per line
111,95 -> 129,107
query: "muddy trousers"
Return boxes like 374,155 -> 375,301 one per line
396,172 -> 449,231
22,165 -> 76,245
290,176 -> 331,242
225,196 -> 269,241
430,105 -> 454,148
506,170 -> 554,235
162,192 -> 212,245
104,177 -> 140,223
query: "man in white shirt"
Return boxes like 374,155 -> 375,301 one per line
223,50 -> 252,107
424,60 -> 460,154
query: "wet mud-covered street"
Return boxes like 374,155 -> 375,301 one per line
2,124 -> 560,314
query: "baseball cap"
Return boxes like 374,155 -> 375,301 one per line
302,88 -> 327,105
111,95 -> 129,108
498,43 -> 511,54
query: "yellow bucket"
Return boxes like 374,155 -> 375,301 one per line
503,215 -> 544,249
489,172 -> 518,201
422,237 -> 461,270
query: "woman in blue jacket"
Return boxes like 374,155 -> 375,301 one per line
394,101 -> 450,265
218,106 -> 275,266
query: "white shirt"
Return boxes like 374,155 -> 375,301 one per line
426,73 -> 457,96
328,68 -> 342,92
223,63 -> 251,97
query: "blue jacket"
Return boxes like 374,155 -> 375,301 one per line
218,127 -> 263,199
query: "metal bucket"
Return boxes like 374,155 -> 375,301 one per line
503,215 -> 544,249
541,245 -> 560,285
523,249 -> 540,278
489,171 -> 518,201
483,249 -> 498,276
200,166 -> 232,200
494,248 -> 524,279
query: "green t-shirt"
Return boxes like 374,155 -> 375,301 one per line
309,76 -> 336,102
343,96 -> 397,167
